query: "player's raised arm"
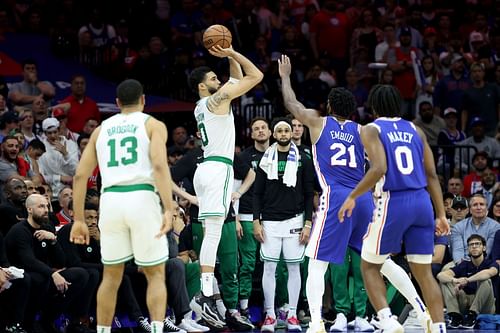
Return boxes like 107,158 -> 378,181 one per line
278,54 -> 323,133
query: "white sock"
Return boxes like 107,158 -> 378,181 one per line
431,322 -> 447,333
151,321 -> 163,333
240,299 -> 249,310
263,261 -> 277,318
184,311 -> 193,320
306,259 -> 329,325
201,272 -> 214,297
229,308 -> 238,314
377,307 -> 392,321
381,259 -> 427,316
216,299 -> 227,316
286,263 -> 301,318
96,326 -> 111,333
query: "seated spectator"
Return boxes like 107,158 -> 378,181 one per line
55,186 -> 72,228
437,108 -> 466,176
0,231 -> 31,333
447,177 -> 464,197
52,108 -> 79,142
462,151 -> 493,198
0,112 -> 20,143
59,75 -> 100,133
7,59 -> 55,108
23,139 -> 45,185
81,118 -> 99,135
451,194 -> 500,263
24,178 -> 37,196
449,196 -> 469,227
488,197 -> 500,222
168,147 -> 185,167
0,136 -> 32,184
437,234 -> 497,329
443,192 -> 455,219
38,118 -> 78,200
0,177 -> 28,236
413,101 -> 445,147
18,109 -> 38,144
30,96 -> 50,135
476,168 -> 500,209
76,133 -> 90,158
5,194 -> 96,333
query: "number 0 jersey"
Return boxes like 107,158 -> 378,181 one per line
312,117 -> 365,189
368,117 -> 427,193
96,112 -> 155,189
194,97 -> 235,161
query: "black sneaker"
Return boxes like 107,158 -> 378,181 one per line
461,311 -> 477,329
136,317 -> 152,332
189,292 -> 226,329
5,323 -> 28,333
163,317 -> 187,333
447,312 -> 462,329
225,311 -> 255,331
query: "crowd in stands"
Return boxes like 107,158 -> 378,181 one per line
3,0 -> 500,332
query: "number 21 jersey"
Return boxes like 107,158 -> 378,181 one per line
96,112 -> 155,189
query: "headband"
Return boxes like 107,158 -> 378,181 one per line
273,121 -> 292,132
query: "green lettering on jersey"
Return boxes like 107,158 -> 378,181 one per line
198,122 -> 209,146
107,125 -> 138,137
107,136 -> 138,167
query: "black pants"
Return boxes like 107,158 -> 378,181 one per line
166,258 -> 191,323
0,274 -> 31,326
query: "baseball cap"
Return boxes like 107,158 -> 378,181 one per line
452,196 -> 468,209
443,107 -> 457,117
470,116 -> 485,127
52,108 -> 66,119
400,27 -> 412,37
1,111 -> 19,124
42,117 -> 60,131
470,32 -> 484,43
451,53 -> 464,64
424,27 -> 437,36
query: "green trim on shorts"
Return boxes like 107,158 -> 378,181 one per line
135,254 -> 169,267
103,183 -> 155,193
198,213 -> 225,219
102,254 -> 134,265
222,166 -> 230,215
204,156 -> 233,165
260,249 -> 280,262
260,248 -> 305,263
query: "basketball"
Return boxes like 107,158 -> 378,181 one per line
203,25 -> 232,49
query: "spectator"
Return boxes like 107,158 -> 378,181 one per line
375,22 -> 400,63
433,54 -> 472,120
78,8 -> 116,48
59,75 -> 100,133
447,177 -> 464,196
76,133 -> 90,158
436,14 -> 452,47
437,108 -> 466,177
168,147 -> 185,167
379,68 -> 394,85
350,8 -> 383,65
300,64 -> 330,109
413,101 -> 445,146
456,118 -> 500,168
18,109 -> 38,144
24,178 -> 37,196
444,192 -> 455,219
0,177 -> 28,236
5,194 -> 97,333
0,136 -> 32,184
462,62 -> 500,136
450,194 -> 500,263
300,4 -> 319,42
0,94 -> 8,116
0,112 -> 20,143
462,151 -> 491,198
52,108 -> 79,142
7,59 -> 55,108
415,55 -> 440,115
421,27 -> 443,65
488,197 -> 500,222
168,125 -> 188,153
344,68 -> 368,108
30,96 -> 50,135
477,168 -> 500,209
449,196 -> 469,227
23,139 -> 45,185
38,118 -> 78,200
226,0 -> 259,54
55,186 -> 72,228
387,27 -> 423,119
81,118 -> 99,135
437,234 -> 497,329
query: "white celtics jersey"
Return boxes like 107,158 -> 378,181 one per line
194,97 -> 235,160
96,112 -> 155,189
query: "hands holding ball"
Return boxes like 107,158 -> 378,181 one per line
203,24 -> 234,57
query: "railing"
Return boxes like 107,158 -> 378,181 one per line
432,144 -> 478,180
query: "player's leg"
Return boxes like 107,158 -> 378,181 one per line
97,264 -> 125,333
141,264 -> 168,333
306,258 -> 328,332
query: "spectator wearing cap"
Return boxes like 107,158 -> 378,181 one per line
433,53 -> 472,120
0,112 -> 19,143
438,234 -> 497,329
37,118 -> 78,200
59,75 -> 100,133
462,151 -> 492,197
462,62 -> 500,136
387,26 -> 423,119
437,108 -> 466,175
413,100 -> 445,146
52,107 -> 79,142
456,118 -> 500,168
7,59 -> 55,108
451,193 -> 500,263
450,196 -> 470,227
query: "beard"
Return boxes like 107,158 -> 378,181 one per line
33,214 -> 49,226
207,86 -> 218,94
255,137 -> 269,145
277,138 -> 291,146
470,252 -> 484,259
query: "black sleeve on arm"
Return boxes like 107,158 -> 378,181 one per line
302,154 -> 315,221
8,226 -> 53,277
253,166 -> 266,221
0,232 -> 9,267
171,149 -> 198,182
57,224 -> 82,267
234,153 -> 251,180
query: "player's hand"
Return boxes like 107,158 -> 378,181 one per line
156,210 -> 173,238
253,220 -> 264,243
208,45 -> 234,58
187,194 -> 199,206
278,54 -> 292,78
300,225 -> 311,245
70,221 -> 90,245
52,271 -> 71,293
434,216 -> 450,236
338,196 -> 356,223
236,219 -> 243,240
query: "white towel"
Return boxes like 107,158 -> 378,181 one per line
259,142 -> 299,187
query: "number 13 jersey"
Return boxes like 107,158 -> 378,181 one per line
313,117 -> 365,189
96,112 -> 155,189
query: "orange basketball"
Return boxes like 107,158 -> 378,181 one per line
203,24 -> 232,49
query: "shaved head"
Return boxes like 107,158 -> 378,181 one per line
26,193 -> 46,209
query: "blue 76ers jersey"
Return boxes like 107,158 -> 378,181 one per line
370,117 -> 427,193
312,117 -> 365,189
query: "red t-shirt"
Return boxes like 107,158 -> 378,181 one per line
393,47 -> 417,99
310,10 -> 350,59
60,95 -> 100,133
16,157 -> 30,177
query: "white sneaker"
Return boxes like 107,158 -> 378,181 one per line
378,316 -> 403,333
418,309 -> 432,333
354,317 -> 374,332
329,313 -> 347,332
261,315 -> 277,332
403,309 -> 422,329
306,320 -> 326,333
178,318 -> 210,333
164,317 -> 187,333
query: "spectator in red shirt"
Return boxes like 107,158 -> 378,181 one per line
60,75 -> 100,133
55,186 -> 72,228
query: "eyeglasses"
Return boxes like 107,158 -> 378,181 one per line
468,242 -> 483,248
